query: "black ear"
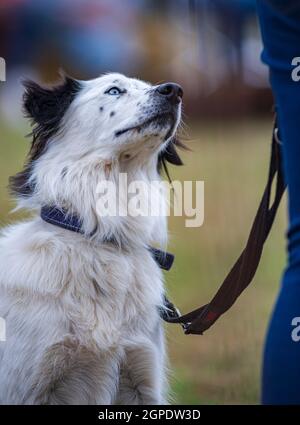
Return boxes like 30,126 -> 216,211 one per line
9,76 -> 81,198
158,138 -> 187,183
162,139 -> 184,166
23,76 -> 81,126
22,76 -> 81,163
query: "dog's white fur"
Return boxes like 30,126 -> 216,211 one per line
0,73 -> 182,404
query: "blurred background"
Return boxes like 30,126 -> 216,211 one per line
0,0 -> 286,404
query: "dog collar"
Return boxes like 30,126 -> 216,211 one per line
40,206 -> 174,271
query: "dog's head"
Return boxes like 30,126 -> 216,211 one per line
10,73 -> 183,199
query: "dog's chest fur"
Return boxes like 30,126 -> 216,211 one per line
61,234 -> 164,349
0,218 -> 164,351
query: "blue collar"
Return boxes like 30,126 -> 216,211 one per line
41,206 -> 83,234
40,206 -> 174,271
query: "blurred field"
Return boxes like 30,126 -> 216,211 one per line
0,118 -> 287,404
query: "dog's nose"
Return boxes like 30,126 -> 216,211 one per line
156,83 -> 183,104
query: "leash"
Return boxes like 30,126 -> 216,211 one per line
162,121 -> 286,334
40,121 -> 286,335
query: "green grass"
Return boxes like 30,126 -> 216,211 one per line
166,119 -> 287,404
0,121 -> 29,224
0,118 -> 287,404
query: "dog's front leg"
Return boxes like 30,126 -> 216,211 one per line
30,338 -> 123,405
116,336 -> 166,405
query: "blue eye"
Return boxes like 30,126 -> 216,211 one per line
106,87 -> 122,96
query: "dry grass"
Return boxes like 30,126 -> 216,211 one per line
0,118 -> 287,404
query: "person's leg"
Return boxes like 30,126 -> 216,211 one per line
262,283 -> 300,404
256,0 -> 300,404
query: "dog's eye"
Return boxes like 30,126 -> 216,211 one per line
106,87 -> 122,96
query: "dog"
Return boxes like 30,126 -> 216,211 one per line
0,73 -> 183,404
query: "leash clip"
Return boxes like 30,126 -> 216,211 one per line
182,322 -> 192,334
274,127 -> 282,145
160,298 -> 191,333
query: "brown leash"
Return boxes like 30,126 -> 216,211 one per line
162,121 -> 286,335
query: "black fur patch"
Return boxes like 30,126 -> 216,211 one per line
9,76 -> 81,197
158,138 -> 187,183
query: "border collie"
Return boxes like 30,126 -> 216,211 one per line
0,73 -> 183,404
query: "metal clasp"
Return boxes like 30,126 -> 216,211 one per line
274,127 -> 282,145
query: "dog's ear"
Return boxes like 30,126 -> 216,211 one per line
23,76 -> 81,126
162,138 -> 184,166
158,138 -> 188,183
22,75 -> 81,163
9,76 -> 81,198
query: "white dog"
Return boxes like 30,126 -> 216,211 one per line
0,73 -> 183,404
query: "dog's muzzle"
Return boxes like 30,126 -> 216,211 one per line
115,82 -> 183,138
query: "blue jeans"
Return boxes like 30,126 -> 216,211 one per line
256,0 -> 300,404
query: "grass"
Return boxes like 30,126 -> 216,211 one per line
0,118 -> 287,404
